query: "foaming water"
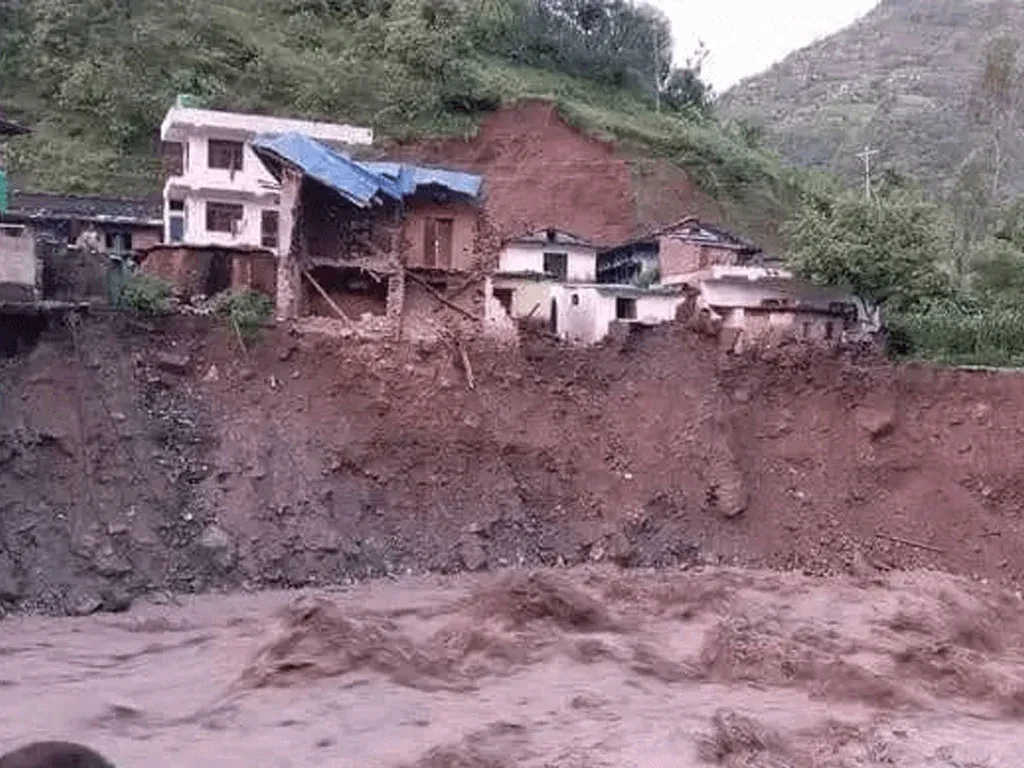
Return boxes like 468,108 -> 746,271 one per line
2,567 -> 1023,767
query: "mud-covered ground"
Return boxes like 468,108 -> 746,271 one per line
3,565 -> 1023,767
8,313 -> 1024,617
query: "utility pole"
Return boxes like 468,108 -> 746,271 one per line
856,144 -> 879,200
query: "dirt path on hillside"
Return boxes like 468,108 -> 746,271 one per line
3,565 -> 1023,767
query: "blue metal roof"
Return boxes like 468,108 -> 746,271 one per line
252,133 -> 399,207
357,161 -> 483,199
252,133 -> 482,207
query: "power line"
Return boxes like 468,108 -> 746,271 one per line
855,144 -> 879,200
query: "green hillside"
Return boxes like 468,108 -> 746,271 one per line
17,0 -> 1022,366
0,0 -> 804,233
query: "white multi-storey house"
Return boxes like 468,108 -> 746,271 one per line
159,103 -> 373,250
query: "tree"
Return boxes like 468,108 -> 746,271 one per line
949,156 -> 992,282
783,186 -> 952,312
658,41 -> 712,116
971,235 -> 1024,306
977,35 -> 1023,198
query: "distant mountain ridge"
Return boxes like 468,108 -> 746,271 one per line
720,0 -> 1024,195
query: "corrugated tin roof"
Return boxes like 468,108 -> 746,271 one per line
252,133 -> 482,207
604,217 -> 762,256
252,133 -> 399,208
506,227 -> 594,248
3,192 -> 162,224
358,161 -> 483,200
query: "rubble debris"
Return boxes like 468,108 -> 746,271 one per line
155,351 -> 191,375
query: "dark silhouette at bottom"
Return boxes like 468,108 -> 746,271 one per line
0,743 -> 115,768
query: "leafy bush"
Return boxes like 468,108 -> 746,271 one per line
120,273 -> 172,316
218,289 -> 273,339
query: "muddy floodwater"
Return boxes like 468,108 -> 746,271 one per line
3,566 -> 1024,767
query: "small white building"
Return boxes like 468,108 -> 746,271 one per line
159,102 -> 373,250
549,283 -> 686,345
490,228 -> 597,324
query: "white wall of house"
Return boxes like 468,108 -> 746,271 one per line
161,107 -> 372,249
172,195 -> 273,249
550,285 -> 685,345
491,276 -> 554,321
499,242 -> 597,282
0,224 -> 36,295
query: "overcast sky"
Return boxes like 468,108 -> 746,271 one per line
652,0 -> 880,92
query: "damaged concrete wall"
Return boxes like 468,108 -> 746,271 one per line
303,267 -> 389,320
301,180 -> 399,269
719,308 -> 845,352
399,278 -> 483,340
141,247 -> 276,298
230,252 -> 277,297
276,169 -> 302,321
39,242 -> 107,302
0,226 -> 37,301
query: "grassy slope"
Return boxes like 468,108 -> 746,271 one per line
0,0 -> 811,244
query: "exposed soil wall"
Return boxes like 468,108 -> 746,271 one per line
387,102 -> 641,246
3,315 -> 1024,616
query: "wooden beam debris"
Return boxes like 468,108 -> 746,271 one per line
302,269 -> 352,325
404,270 -> 479,322
459,343 -> 476,391
874,532 -> 944,554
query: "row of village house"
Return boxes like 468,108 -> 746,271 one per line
0,102 -> 880,349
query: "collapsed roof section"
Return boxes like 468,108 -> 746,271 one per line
251,133 -> 483,208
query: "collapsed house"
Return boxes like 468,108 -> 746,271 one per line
593,217 -> 879,348
250,133 -> 487,338
0,192 -> 162,304
687,265 -> 881,351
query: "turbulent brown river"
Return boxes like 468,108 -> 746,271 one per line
3,566 -> 1023,767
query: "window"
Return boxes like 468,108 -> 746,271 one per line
206,202 -> 244,234
824,322 -> 834,341
168,200 -> 186,243
261,210 -> 279,250
208,139 -> 244,171
615,297 -> 637,320
105,232 -> 133,256
543,252 -> 568,281
571,293 -> 579,306
0,224 -> 24,239
423,217 -> 454,268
